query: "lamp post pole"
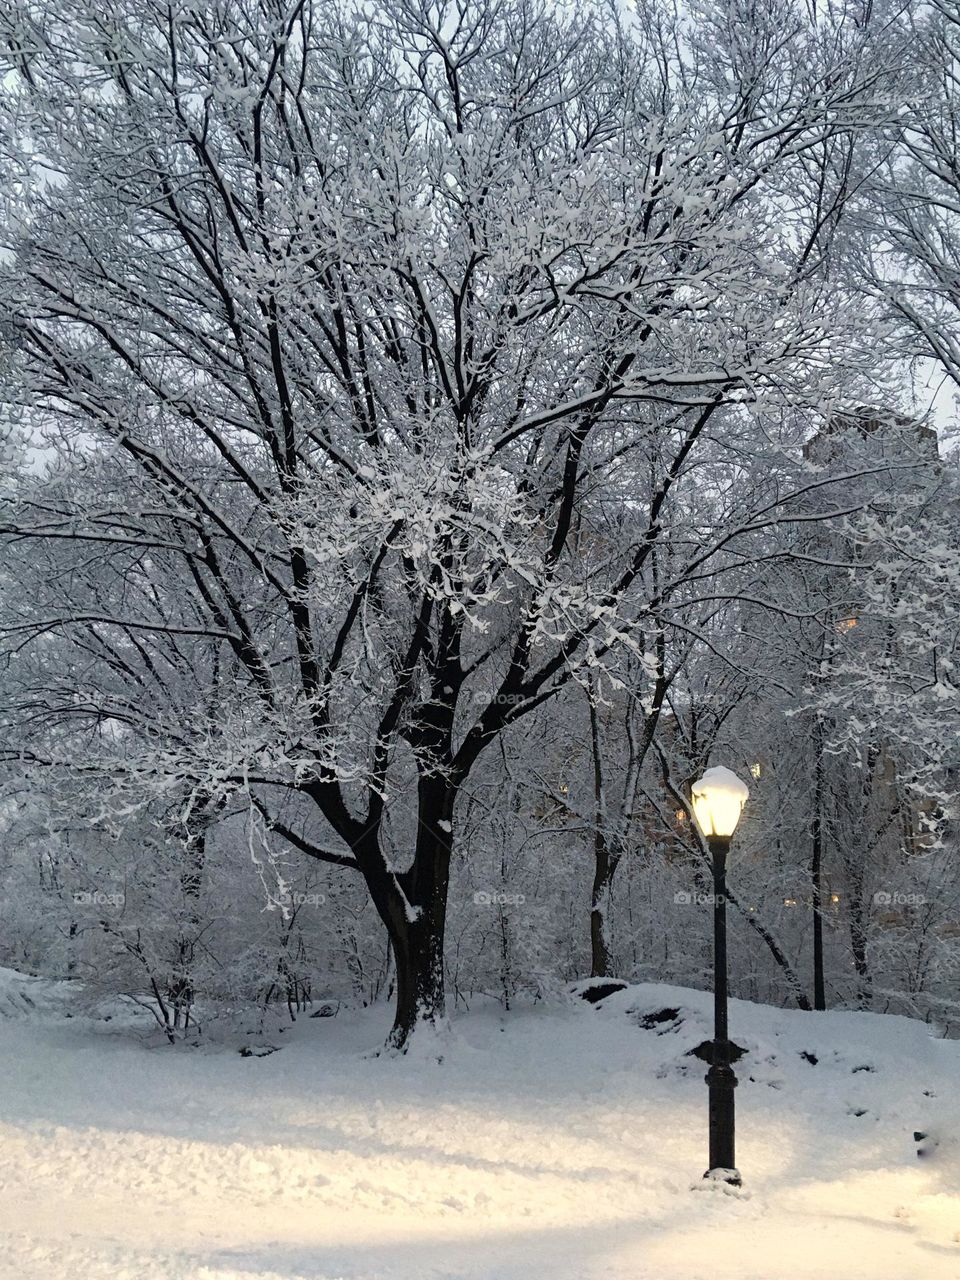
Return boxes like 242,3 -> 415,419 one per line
705,833 -> 740,1186
691,764 -> 748,1188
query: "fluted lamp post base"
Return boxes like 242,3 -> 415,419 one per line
704,1054 -> 741,1186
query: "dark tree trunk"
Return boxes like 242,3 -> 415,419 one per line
588,685 -> 618,979
378,774 -> 455,1053
847,741 -> 881,1008
845,845 -> 872,1007
387,914 -> 447,1051
590,851 -> 617,979
585,647 -> 669,980
849,899 -> 871,1003
811,717 -> 827,1011
169,828 -> 205,1029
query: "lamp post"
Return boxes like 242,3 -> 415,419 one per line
691,765 -> 749,1188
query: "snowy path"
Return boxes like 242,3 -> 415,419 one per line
1,975 -> 958,1279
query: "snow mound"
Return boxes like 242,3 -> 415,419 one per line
0,967 -> 74,1020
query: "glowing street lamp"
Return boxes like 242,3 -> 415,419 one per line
691,765 -> 749,1188
691,766 -> 749,842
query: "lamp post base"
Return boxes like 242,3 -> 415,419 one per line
705,1053 -> 739,1176
702,1166 -> 742,1187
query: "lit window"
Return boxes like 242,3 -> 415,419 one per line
558,782 -> 569,796
837,617 -> 858,632
750,763 -> 762,779
675,809 -> 687,825
783,897 -> 797,907
830,893 -> 841,904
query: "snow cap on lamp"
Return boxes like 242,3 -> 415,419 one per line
691,766 -> 749,839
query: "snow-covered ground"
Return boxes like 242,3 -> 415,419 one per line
1,968 -> 958,1280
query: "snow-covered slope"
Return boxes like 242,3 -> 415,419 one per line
1,974 -> 958,1279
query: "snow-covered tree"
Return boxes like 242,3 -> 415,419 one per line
0,0 -> 905,1047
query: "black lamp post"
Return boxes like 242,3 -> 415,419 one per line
691,766 -> 749,1188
